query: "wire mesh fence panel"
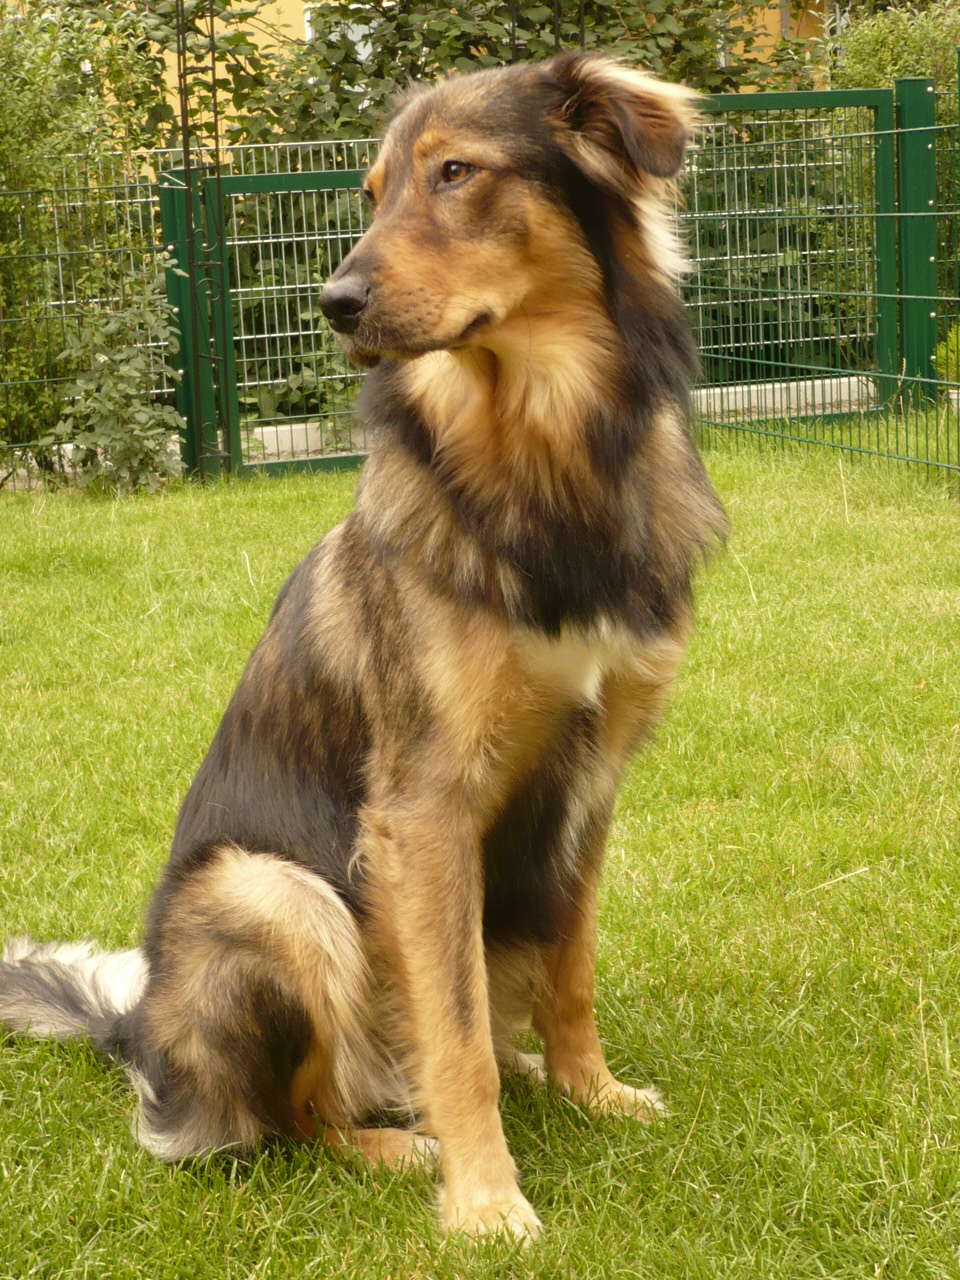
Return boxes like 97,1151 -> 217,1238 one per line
0,153 -> 175,491
926,78 -> 960,473
683,91 -> 900,457
684,84 -> 959,474
195,162 -> 376,473
224,138 -> 374,176
213,166 -> 374,470
5,96 -> 960,487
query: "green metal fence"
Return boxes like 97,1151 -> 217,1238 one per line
0,153 -> 172,490
687,77 -> 958,473
3,79 -> 960,490
686,89 -> 898,420
0,140 -> 374,490
159,155 -> 376,477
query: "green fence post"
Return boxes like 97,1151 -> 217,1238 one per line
895,78 -> 938,402
158,172 -> 196,474
157,170 -> 221,479
874,91 -> 898,404
201,175 -> 242,474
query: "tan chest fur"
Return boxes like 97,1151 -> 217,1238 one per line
401,574 -> 688,811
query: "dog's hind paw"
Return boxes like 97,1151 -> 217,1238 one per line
496,1047 -> 548,1087
322,1125 -> 438,1170
609,1082 -> 668,1121
584,1079 -> 668,1121
555,1066 -> 668,1121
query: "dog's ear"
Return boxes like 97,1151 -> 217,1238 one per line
547,54 -> 698,190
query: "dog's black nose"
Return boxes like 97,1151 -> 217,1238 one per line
318,278 -> 370,334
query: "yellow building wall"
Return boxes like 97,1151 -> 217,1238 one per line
754,1 -> 825,46
257,0 -> 309,42
181,1 -> 827,55
164,2 -> 826,94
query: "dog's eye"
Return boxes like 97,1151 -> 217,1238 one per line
440,160 -> 475,185
360,186 -> 376,208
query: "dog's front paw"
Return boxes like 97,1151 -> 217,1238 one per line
440,1186 -> 542,1241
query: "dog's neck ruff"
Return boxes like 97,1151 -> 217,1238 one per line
355,341 -> 724,641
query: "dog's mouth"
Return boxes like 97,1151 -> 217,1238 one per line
345,347 -> 382,369
451,311 -> 494,346
337,311 -> 495,368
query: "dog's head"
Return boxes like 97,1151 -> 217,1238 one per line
319,55 -> 698,366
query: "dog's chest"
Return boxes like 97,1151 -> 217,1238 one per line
480,623 -> 635,945
514,619 -> 638,706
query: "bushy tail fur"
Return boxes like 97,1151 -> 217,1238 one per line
0,936 -> 147,1056
1,849 -> 405,1163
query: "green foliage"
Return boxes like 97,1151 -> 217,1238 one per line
152,0 -> 790,147
0,168 -> 179,487
141,0 -> 276,145
43,257 -> 185,494
0,2 -> 180,489
0,0 -> 175,172
819,0 -> 960,108
0,0 -> 108,188
80,2 -> 177,148
298,0 -> 782,138
1,0 -> 808,155
934,320 -> 960,383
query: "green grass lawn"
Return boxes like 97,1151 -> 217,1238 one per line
1,449 -> 958,1279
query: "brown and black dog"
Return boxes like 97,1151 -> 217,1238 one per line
0,54 -> 726,1239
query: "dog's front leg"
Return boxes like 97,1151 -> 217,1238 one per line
534,864 -> 665,1121
365,802 -> 541,1241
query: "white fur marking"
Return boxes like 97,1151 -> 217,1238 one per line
0,938 -> 147,1037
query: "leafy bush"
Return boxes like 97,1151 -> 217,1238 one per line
44,257 -> 185,493
297,0 -> 783,138
0,1 -> 178,488
819,0 -> 960,105
156,0 -> 790,147
935,321 -> 960,383
0,0 -> 173,179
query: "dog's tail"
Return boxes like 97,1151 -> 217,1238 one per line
0,936 -> 146,1057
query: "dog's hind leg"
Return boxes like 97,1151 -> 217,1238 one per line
129,844 -> 396,1161
318,1123 -> 438,1169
